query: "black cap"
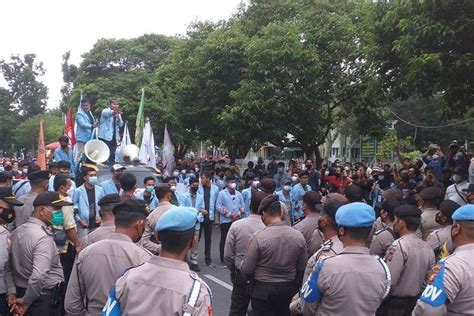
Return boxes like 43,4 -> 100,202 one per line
344,184 -> 364,202
56,160 -> 71,169
420,187 -> 442,201
33,192 -> 73,207
112,199 -> 148,216
394,204 -> 422,218
258,195 -> 280,214
453,167 -> 466,176
260,178 -> 276,194
189,177 -> 199,185
322,199 -> 345,223
381,198 -> 401,215
0,187 -> 23,206
98,194 -> 121,207
462,183 -> 474,193
28,170 -> 50,182
439,200 -> 460,219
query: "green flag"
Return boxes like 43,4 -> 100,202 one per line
135,88 -> 145,146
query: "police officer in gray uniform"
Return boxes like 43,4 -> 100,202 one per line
426,199 -> 460,261
289,199 -> 345,315
103,206 -> 213,315
10,192 -> 70,315
413,204 -> 474,315
300,202 -> 391,315
0,188 -> 23,315
370,199 -> 400,257
240,195 -> 307,316
419,187 -> 443,240
293,191 -> 324,256
378,204 -> 435,315
65,199 -> 152,315
80,194 -> 121,249
224,191 -> 266,316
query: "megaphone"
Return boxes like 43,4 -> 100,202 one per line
120,144 -> 140,163
84,139 -> 110,164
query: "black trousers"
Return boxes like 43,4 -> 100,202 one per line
60,244 -> 76,287
249,281 -> 297,316
16,287 -> 61,316
376,296 -> 419,316
220,222 -> 232,262
98,137 -> 116,164
199,221 -> 213,264
0,293 -> 10,316
229,269 -> 250,316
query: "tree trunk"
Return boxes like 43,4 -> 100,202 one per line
173,143 -> 188,160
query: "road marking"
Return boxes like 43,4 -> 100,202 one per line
203,274 -> 233,291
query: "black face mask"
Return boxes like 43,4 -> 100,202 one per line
191,187 -> 198,194
401,175 -> 410,182
306,164 -> 312,170
1,207 -> 15,224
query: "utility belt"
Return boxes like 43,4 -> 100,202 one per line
377,295 -> 419,315
16,282 -> 65,306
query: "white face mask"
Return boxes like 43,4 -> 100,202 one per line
283,185 -> 291,191
173,171 -> 179,177
252,180 -> 260,187
452,175 -> 462,183
22,168 -> 28,174
170,185 -> 176,191
195,168 -> 200,172
291,176 -> 298,182
325,170 -> 330,176
432,154 -> 439,160
229,183 -> 237,190
181,170 -> 186,174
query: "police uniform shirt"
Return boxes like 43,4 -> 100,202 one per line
413,243 -> 474,315
307,228 -> 324,256
293,213 -> 321,246
300,246 -> 391,316
419,208 -> 443,240
13,191 -> 38,228
80,221 -> 115,249
140,201 -> 176,254
384,233 -> 435,297
0,226 -> 14,295
55,204 -> 77,254
240,222 -> 307,283
106,256 -> 212,315
64,233 -> 152,315
369,225 -> 396,258
427,225 -> 453,261
10,217 -> 64,309
223,214 -> 265,269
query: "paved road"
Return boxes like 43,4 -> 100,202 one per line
195,226 -> 233,315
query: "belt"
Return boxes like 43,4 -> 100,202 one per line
254,280 -> 294,286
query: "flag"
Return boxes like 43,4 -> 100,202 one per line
37,120 -> 46,170
139,118 -> 156,167
121,122 -> 132,147
162,124 -> 174,176
135,88 -> 145,146
65,107 -> 76,145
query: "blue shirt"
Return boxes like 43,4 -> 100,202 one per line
291,183 -> 312,218
179,192 -> 205,230
216,189 -> 244,224
100,179 -> 121,195
98,108 -> 123,142
241,187 -> 257,218
54,147 -> 75,175
135,191 -> 159,210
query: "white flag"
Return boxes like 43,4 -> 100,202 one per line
121,122 -> 132,147
139,119 -> 156,167
162,124 -> 174,176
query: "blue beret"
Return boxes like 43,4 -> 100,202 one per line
155,206 -> 198,232
452,204 -> 474,221
335,202 -> 375,227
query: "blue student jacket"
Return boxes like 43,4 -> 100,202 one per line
75,107 -> 96,143
197,184 -> 219,220
290,183 -> 312,218
216,189 -> 245,224
98,108 -> 123,142
72,184 -> 105,223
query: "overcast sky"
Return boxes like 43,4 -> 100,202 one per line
0,0 -> 243,108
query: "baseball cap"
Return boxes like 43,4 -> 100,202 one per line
111,164 -> 126,172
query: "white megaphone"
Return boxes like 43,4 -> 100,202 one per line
120,144 -> 140,163
84,139 -> 110,164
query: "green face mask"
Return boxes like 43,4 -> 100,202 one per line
146,186 -> 154,193
51,210 -> 64,226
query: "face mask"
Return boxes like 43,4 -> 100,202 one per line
0,207 -> 15,224
191,186 -> 198,194
291,176 -> 298,182
283,185 -> 291,192
252,180 -> 260,188
195,168 -> 200,172
181,170 -> 186,174
305,165 -> 312,170
22,168 -> 28,174
170,185 -> 176,191
432,154 -> 439,160
344,167 -> 350,172
51,210 -> 64,226
229,183 -> 237,190
379,175 -> 385,181
88,176 -> 98,185
278,167 -> 284,172
325,171 -> 330,176
146,186 -> 154,193
173,171 -> 179,177
401,175 -> 410,182
452,175 -> 462,183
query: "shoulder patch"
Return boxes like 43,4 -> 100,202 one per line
419,261 -> 448,307
385,246 -> 397,262
301,259 -> 325,303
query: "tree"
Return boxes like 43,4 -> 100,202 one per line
60,51 -> 79,112
0,54 -> 48,117
367,0 -> 474,118
0,87 -> 18,151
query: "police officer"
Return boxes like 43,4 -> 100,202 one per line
80,194 -> 121,249
103,206 -> 213,315
224,191 -> 266,315
0,188 -> 23,315
289,199 -> 345,315
141,184 -> 177,254
419,187 -> 443,240
413,204 -> 474,315
10,192 -> 70,315
240,195 -> 307,316
65,199 -> 152,315
370,199 -> 400,257
427,199 -> 460,261
378,204 -> 435,315
300,202 -> 391,315
293,191 -> 324,256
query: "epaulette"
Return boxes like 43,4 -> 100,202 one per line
374,228 -> 385,236
320,239 -> 333,252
